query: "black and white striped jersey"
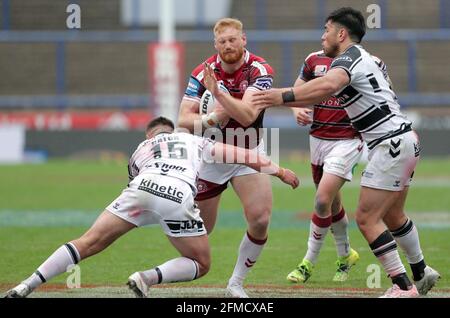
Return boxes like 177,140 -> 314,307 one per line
330,45 -> 411,146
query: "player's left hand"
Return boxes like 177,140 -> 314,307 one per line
203,62 -> 219,96
251,88 -> 284,109
277,168 -> 299,189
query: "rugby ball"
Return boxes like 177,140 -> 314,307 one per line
199,90 -> 215,115
199,84 -> 230,128
199,81 -> 229,114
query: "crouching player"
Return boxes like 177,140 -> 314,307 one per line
5,117 -> 298,298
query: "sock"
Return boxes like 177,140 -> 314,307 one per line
330,207 -> 350,258
369,230 -> 411,290
140,257 -> 199,285
228,232 -> 266,285
304,213 -> 332,264
23,243 -> 80,290
391,218 -> 426,281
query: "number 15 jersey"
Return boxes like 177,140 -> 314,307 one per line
128,132 -> 215,196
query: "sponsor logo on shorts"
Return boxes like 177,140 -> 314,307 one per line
164,219 -> 205,235
362,170 -> 373,178
393,180 -> 401,187
113,202 -> 120,209
138,178 -> 184,203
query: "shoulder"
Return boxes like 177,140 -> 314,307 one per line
331,45 -> 363,71
248,52 -> 274,76
191,55 -> 218,79
304,50 -> 327,64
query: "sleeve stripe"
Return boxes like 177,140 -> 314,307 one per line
251,61 -> 268,76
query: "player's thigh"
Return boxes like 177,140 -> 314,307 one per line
196,194 -> 221,233
323,138 -> 363,182
75,211 -> 135,256
231,173 -> 272,217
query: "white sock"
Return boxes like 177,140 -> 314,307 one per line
370,230 -> 406,278
140,257 -> 199,285
331,208 -> 350,258
391,219 -> 424,264
304,214 -> 332,264
23,243 -> 80,289
229,232 -> 266,285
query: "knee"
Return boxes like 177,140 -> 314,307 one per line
194,253 -> 211,278
315,193 -> 332,216
245,205 -> 271,233
76,233 -> 108,258
355,208 -> 372,234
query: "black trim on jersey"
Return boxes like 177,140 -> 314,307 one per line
354,112 -> 396,132
342,94 -> 362,108
331,46 -> 362,71
349,56 -> 362,71
350,105 -> 376,122
366,123 -> 412,150
335,85 -> 359,106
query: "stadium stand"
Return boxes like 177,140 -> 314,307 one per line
0,0 -> 448,156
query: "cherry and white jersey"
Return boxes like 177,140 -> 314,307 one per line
330,44 -> 411,149
183,50 -> 274,148
127,132 -> 215,196
299,50 -> 359,140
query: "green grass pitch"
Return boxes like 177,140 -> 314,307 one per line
0,158 -> 449,297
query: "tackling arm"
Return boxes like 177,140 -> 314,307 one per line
210,142 -> 299,189
252,68 -> 349,109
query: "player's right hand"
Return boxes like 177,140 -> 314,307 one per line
278,168 -> 300,189
294,107 -> 313,126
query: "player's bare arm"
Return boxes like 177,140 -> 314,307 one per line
203,62 -> 262,127
177,98 -> 202,133
177,94 -> 230,133
210,142 -> 299,189
252,68 -> 349,109
291,78 -> 313,125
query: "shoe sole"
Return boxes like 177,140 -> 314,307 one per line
4,291 -> 19,298
417,274 -> 441,295
127,279 -> 146,298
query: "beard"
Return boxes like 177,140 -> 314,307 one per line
323,43 -> 340,58
219,47 -> 244,64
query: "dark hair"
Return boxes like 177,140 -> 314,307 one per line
146,116 -> 175,132
326,7 -> 366,43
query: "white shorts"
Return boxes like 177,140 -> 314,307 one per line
196,141 -> 266,200
106,174 -> 206,237
310,136 -> 364,182
361,131 -> 420,191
